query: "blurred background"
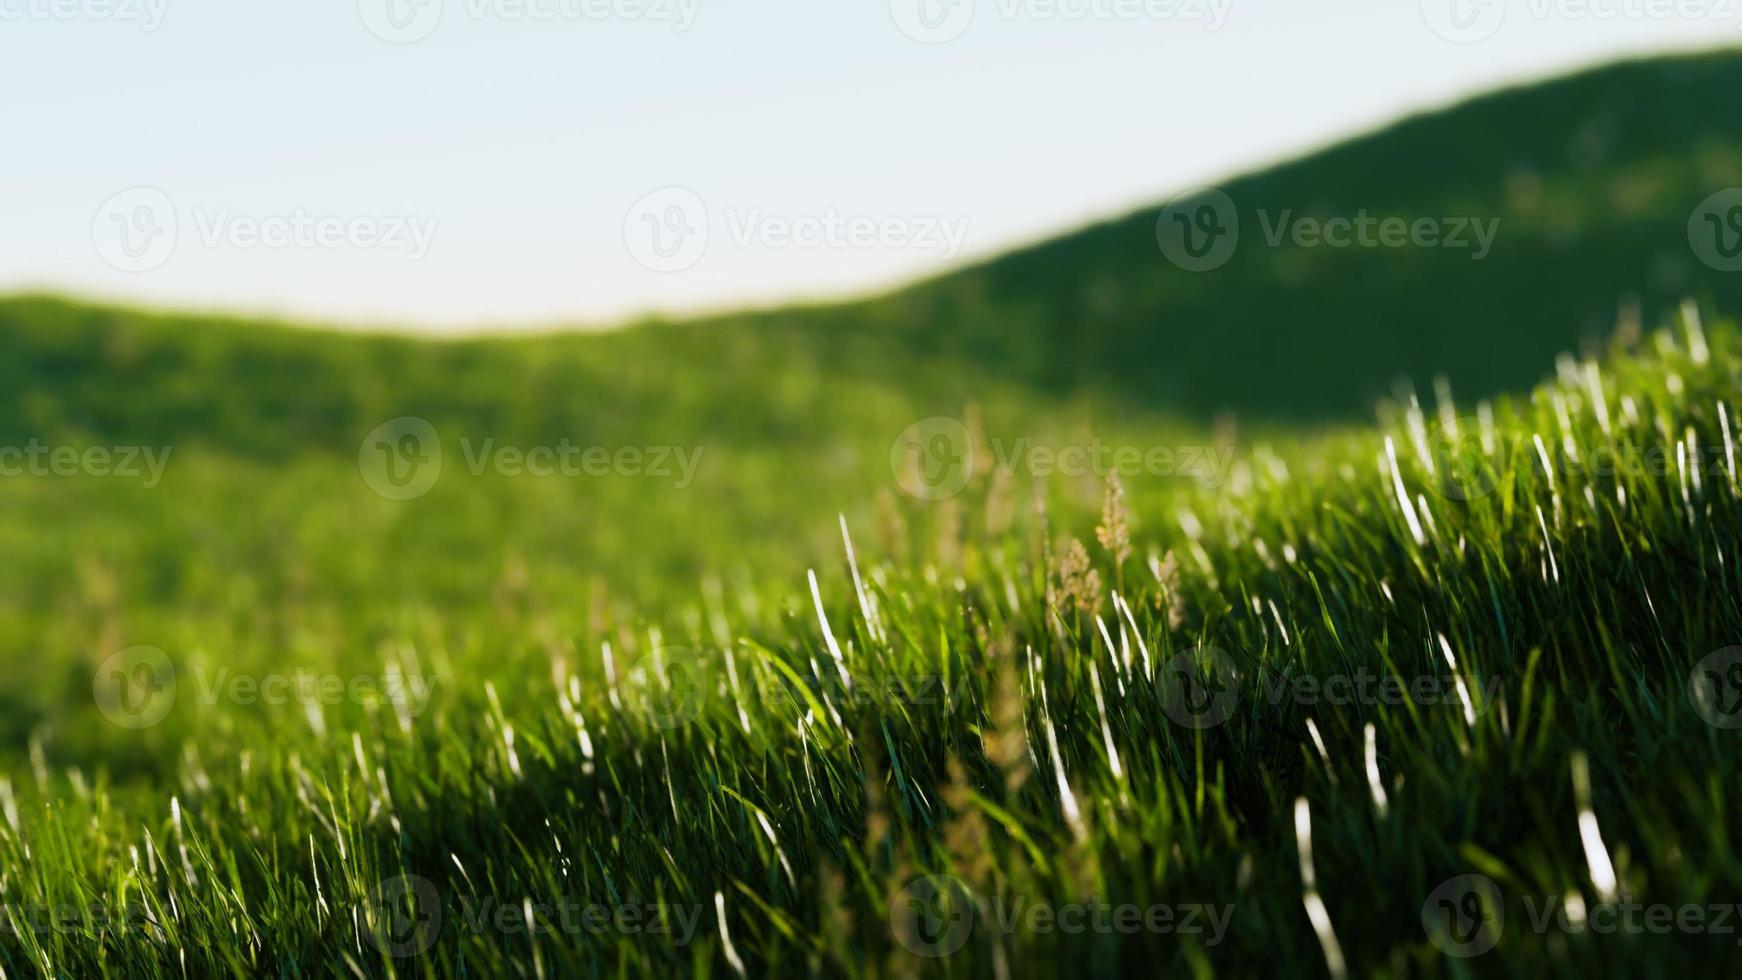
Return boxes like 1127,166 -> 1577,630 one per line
1,0 -> 1737,328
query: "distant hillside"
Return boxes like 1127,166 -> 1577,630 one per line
4,51 -> 1740,453
857,47 -> 1742,418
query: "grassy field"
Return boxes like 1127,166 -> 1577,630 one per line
4,49 -> 1742,978
3,306 -> 1740,976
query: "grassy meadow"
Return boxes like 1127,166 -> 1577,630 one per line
3,49 -> 1742,978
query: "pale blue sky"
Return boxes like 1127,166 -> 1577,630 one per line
2,0 -> 1737,331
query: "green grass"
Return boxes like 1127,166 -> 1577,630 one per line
2,307 -> 1740,976
6,47 -> 1742,978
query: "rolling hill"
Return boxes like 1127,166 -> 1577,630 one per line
4,48 -> 1742,977
6,50 -> 1742,453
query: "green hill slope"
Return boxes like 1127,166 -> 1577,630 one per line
7,50 -> 1742,449
854,47 -> 1742,416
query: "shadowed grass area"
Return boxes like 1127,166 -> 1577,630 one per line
2,310 -> 1738,976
